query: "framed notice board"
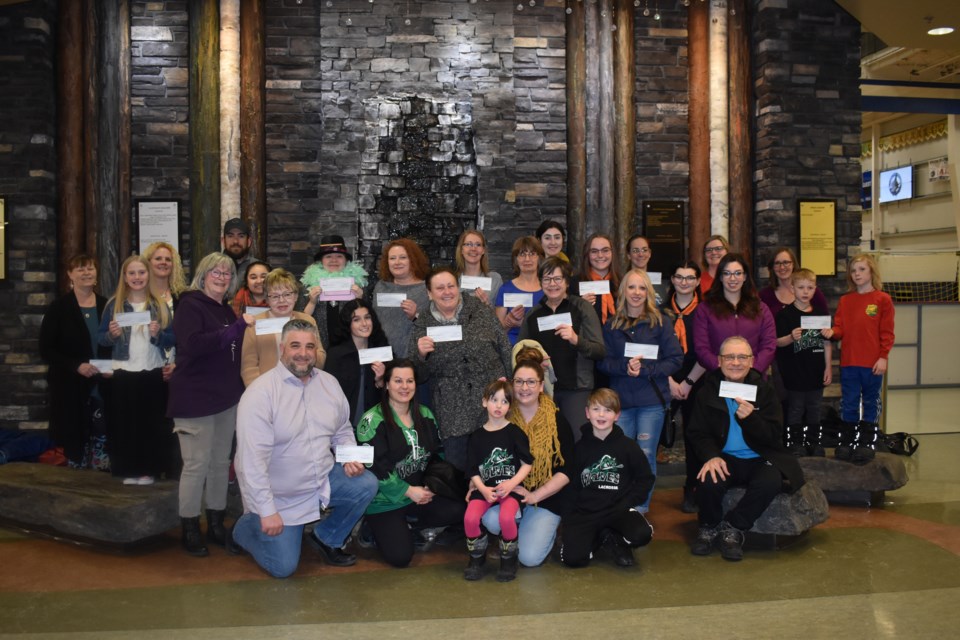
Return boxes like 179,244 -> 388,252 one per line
641,200 -> 685,273
798,199 -> 837,276
136,200 -> 181,255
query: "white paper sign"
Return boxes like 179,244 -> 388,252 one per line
89,359 -> 114,374
537,312 -> 573,332
800,315 -> 832,330
503,293 -> 534,308
318,277 -> 354,301
718,381 -> 759,402
624,343 -> 659,359
427,325 -> 463,342
335,445 -> 375,465
647,272 -> 662,285
578,280 -> 610,296
115,311 -> 151,327
255,316 -> 287,336
358,346 -> 393,365
376,293 -> 407,308
245,306 -> 269,316
460,275 -> 493,291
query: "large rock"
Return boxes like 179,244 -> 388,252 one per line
0,463 -> 179,545
798,453 -> 908,492
722,481 -> 829,536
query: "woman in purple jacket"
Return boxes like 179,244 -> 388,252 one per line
168,252 -> 253,557
693,253 -> 776,376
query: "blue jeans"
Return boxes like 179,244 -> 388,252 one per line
481,504 -> 561,567
840,366 -> 883,423
619,404 -> 665,512
232,463 -> 378,578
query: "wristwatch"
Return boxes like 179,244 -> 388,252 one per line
684,377 -> 695,386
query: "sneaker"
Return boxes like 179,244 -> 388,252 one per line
690,525 -> 717,556
603,530 -> 634,567
137,476 -> 155,486
717,521 -> 744,562
414,526 -> 446,552
122,478 -> 139,485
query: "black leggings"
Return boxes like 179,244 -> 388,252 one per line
365,496 -> 465,568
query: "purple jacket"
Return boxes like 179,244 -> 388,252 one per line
693,301 -> 777,374
168,290 -> 248,418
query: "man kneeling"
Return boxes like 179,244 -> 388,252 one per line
688,336 -> 804,561
231,319 -> 377,577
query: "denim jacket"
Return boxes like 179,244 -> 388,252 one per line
97,298 -> 176,361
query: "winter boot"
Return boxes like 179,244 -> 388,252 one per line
463,535 -> 488,581
206,509 -> 227,546
805,424 -> 826,457
851,421 -> 879,465
496,536 -> 519,582
834,421 -> 856,461
785,424 -> 807,456
602,528 -> 635,567
717,521 -> 745,562
181,516 -> 209,557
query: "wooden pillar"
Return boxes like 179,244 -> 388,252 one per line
613,0 -> 636,262
240,0 -> 266,259
221,0 -> 241,225
566,0 -> 587,267
190,0 -> 222,264
583,0 -> 600,245
597,0 -> 615,237
728,0 -> 752,264
687,0 -> 710,263
118,0 -> 131,262
82,0 -> 102,283
56,0 -> 85,291
708,0 -> 729,238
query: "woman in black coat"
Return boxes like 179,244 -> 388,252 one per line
39,255 -> 111,467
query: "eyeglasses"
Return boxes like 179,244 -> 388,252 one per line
719,354 -> 753,363
773,260 -> 794,267
705,246 -> 726,254
518,250 -> 539,258
672,275 -> 698,283
721,270 -> 745,279
541,276 -> 565,285
589,247 -> 612,256
209,270 -> 232,280
462,242 -> 484,249
513,379 -> 540,387
267,292 -> 296,302
630,247 -> 651,255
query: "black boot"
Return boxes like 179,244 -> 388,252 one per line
464,535 -> 488,581
181,516 -> 209,557
602,528 -> 635,567
834,421 -> 856,461
206,509 -> 227,546
851,421 -> 879,465
680,485 -> 698,514
805,424 -> 825,457
496,536 -> 519,583
784,424 -> 807,456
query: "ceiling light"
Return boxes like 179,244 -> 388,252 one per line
927,26 -> 955,36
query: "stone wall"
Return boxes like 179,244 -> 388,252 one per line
0,0 -> 58,430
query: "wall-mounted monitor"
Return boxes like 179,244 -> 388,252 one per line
878,165 -> 913,204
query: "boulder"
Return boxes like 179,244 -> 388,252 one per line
0,462 -> 179,545
798,453 -> 908,492
722,481 -> 829,536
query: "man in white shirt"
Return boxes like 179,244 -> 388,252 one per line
230,318 -> 377,577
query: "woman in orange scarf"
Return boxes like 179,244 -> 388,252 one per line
576,234 -> 620,326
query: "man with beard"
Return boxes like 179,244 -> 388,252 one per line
222,218 -> 255,277
229,319 -> 377,577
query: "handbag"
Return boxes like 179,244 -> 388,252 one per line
423,457 -> 467,501
882,432 -> 919,456
650,377 -> 677,448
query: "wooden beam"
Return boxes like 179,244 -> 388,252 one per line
190,0 -> 221,264
597,0 -> 615,237
728,0 -> 752,264
240,0 -> 266,260
94,0 -> 123,288
687,0 -> 710,263
583,0 -> 600,242
613,0 -> 636,264
82,0 -> 101,281
566,0 -> 587,266
56,0 -> 84,292
118,0 -> 131,261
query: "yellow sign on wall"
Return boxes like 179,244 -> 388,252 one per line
799,200 -> 836,276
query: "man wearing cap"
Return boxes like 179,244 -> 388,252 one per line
301,234 -> 368,349
223,218 -> 255,277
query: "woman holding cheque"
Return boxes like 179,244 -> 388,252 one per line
599,269 -> 683,512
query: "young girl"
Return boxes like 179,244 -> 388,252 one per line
230,260 -> 271,316
823,254 -> 894,464
97,255 -> 175,485
464,380 -> 533,583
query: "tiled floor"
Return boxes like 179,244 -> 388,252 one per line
2,435 -> 959,639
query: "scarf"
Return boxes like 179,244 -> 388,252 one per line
670,294 -> 699,353
588,268 -> 616,324
300,261 -> 369,289
508,393 -> 565,491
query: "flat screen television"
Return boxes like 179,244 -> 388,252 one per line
878,165 -> 913,204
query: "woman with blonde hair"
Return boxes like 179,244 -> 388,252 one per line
699,235 -> 730,295
454,228 -> 502,306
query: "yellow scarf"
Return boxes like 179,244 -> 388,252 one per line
508,393 -> 565,491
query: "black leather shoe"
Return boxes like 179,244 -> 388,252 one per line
181,516 -> 209,558
224,525 -> 245,556
308,533 -> 357,567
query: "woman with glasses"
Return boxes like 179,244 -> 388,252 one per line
693,253 -> 777,378
760,247 -> 828,317
518,256 -> 605,440
240,269 -> 318,387
324,299 -> 389,428
576,233 -> 620,326
699,235 -> 730,295
168,252 -> 254,557
454,229 -> 502,307
625,234 -> 666,305
480,360 -> 574,567
495,236 -> 545,345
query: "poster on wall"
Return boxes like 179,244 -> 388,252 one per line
798,199 -> 836,277
642,201 -> 685,272
0,198 -> 5,280
136,200 -> 180,255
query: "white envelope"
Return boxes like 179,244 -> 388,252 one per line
647,272 -> 662,285
427,325 -> 463,342
245,306 -> 269,316
502,293 -> 534,308
335,445 -> 375,465
115,311 -> 151,327
578,280 -> 610,296
376,293 -> 407,308
800,315 -> 832,330
624,343 -> 659,359
318,277 -> 355,302
358,346 -> 393,365
460,275 -> 492,291
537,312 -> 573,332
718,381 -> 758,402
255,316 -> 287,335
89,359 -> 114,374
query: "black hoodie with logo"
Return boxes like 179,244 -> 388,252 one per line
568,423 -> 654,516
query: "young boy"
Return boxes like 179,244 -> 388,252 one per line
559,388 -> 654,568
774,269 -> 833,456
